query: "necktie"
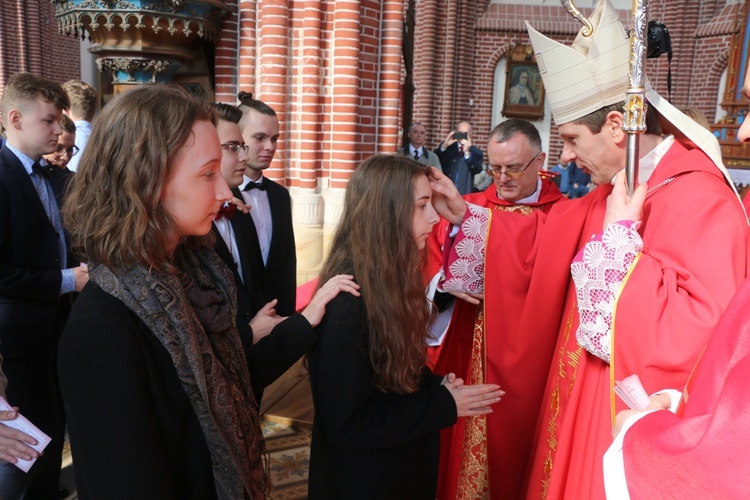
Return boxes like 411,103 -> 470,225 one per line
215,202 -> 237,220
243,178 -> 267,191
414,149 -> 420,161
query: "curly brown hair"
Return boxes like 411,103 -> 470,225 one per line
63,84 -> 217,273
318,154 -> 434,394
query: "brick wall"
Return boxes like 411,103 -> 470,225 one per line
0,2 -> 81,98
412,0 -> 742,166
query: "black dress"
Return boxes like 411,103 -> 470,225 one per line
308,293 -> 457,499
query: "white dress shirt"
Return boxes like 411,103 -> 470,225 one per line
239,175 -> 272,266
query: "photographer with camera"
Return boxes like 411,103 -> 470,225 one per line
435,121 -> 484,195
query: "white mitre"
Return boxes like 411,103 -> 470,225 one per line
527,0 -> 738,195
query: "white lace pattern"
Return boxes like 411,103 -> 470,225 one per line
571,221 -> 643,363
440,203 -> 489,294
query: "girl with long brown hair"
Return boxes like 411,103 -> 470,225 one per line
307,155 -> 503,499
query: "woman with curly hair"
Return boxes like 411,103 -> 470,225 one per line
58,84 -> 356,499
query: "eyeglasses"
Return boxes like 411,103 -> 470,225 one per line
221,143 -> 250,155
486,152 -> 541,179
53,144 -> 79,157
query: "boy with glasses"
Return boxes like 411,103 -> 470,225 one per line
43,115 -> 78,171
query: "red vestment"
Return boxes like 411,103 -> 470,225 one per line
428,180 -> 564,499
622,277 -> 750,498
520,141 -> 748,499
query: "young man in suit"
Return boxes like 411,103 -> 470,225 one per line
212,102 -> 315,403
0,72 -> 89,499
237,92 -> 297,316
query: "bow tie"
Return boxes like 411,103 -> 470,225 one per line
215,202 -> 237,220
32,161 -> 52,178
243,178 -> 267,191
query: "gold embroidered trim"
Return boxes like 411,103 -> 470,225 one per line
494,204 -> 534,215
456,307 -> 490,499
540,301 -> 581,500
609,252 -> 642,426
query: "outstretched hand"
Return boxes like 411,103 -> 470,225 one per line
603,170 -> 648,230
428,167 -> 466,226
249,299 -> 283,344
301,274 -> 360,327
229,196 -> 251,214
444,379 -> 505,417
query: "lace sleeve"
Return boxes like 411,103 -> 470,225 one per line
571,221 -> 643,363
439,203 -> 490,295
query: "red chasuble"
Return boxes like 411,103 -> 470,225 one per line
523,141 -> 748,499
427,179 -> 564,500
622,277 -> 750,498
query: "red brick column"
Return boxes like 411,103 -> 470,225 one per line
376,0 -> 405,153
238,0 -> 258,93
215,0 -> 240,102
327,0 -> 362,189
413,0 -> 440,147
290,0 -> 324,190
258,0 -> 290,184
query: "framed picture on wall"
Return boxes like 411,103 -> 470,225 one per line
502,45 -> 545,119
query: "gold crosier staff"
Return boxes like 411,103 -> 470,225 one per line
561,0 -> 650,195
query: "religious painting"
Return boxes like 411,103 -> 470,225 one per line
502,45 -> 546,119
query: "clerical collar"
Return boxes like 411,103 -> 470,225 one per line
498,177 -> 542,205
609,135 -> 674,186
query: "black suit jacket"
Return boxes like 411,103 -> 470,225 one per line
212,217 -> 314,403
434,142 -> 484,196
0,145 -> 77,364
239,179 -> 297,316
0,145 -> 77,485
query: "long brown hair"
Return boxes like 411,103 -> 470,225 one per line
63,84 -> 217,273
318,154 -> 433,394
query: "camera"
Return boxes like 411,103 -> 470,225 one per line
453,132 -> 468,141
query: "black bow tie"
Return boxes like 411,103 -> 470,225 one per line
243,178 -> 267,191
32,161 -> 52,178
215,202 -> 237,220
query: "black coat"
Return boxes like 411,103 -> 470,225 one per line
59,281 -> 315,499
308,293 -> 457,499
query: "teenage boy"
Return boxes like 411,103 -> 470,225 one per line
0,72 -> 88,499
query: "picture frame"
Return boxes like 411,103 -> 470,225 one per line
502,45 -> 546,119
